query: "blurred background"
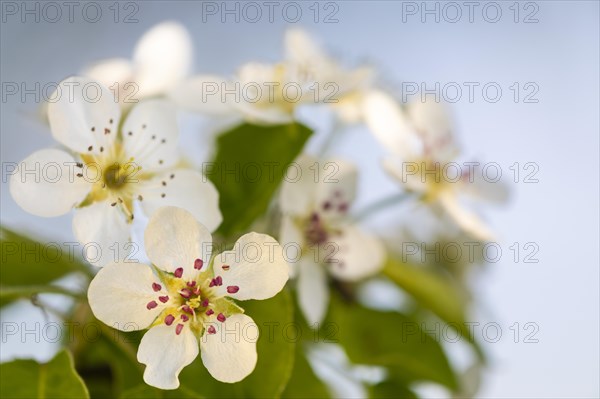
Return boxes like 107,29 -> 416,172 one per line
1,1 -> 598,397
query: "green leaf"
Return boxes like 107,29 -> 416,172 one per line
281,343 -> 330,399
383,258 -> 484,359
328,294 -> 458,390
178,289 -> 296,398
207,123 -> 312,238
0,350 -> 89,399
0,227 -> 90,307
369,380 -> 418,399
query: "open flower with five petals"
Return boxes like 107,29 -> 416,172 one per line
363,91 -> 508,240
10,77 -> 221,265
278,155 -> 385,325
88,206 -> 289,389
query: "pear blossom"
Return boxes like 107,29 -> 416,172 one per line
83,21 -> 193,105
279,155 -> 385,325
170,28 -> 373,125
363,91 -> 507,240
88,206 -> 289,389
10,77 -> 221,266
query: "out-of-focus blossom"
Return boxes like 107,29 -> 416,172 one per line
278,155 -> 385,325
10,77 -> 221,266
88,206 -> 289,389
363,91 -> 507,240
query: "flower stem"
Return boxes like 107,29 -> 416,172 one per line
353,192 -> 414,222
0,285 -> 85,301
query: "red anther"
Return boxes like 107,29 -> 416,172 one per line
146,301 -> 158,310
227,286 -> 240,294
152,283 -> 162,292
182,305 -> 194,314
206,309 -> 214,316
181,314 -> 189,322
159,295 -> 169,303
175,324 -> 184,335
187,280 -> 196,287
194,259 -> 204,270
217,313 -> 226,323
207,325 -> 216,334
174,267 -> 184,278
222,265 -> 230,270
180,289 -> 192,298
201,299 -> 209,307
164,314 -> 175,326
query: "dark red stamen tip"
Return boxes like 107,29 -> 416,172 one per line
180,288 -> 192,298
182,305 -> 194,314
194,259 -> 204,270
322,201 -> 332,210
146,301 -> 158,310
227,286 -> 240,294
165,314 -> 175,326
222,265 -> 230,270
175,324 -> 184,335
217,313 -> 226,323
207,325 -> 216,334
206,309 -> 214,316
152,282 -> 161,292
193,287 -> 201,295
159,295 -> 169,303
201,299 -> 209,307
181,314 -> 189,321
174,267 -> 184,278
187,280 -> 196,287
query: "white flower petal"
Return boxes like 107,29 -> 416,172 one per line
438,191 -> 496,241
462,169 -> 510,204
168,75 -> 237,116
10,149 -> 91,217
381,157 -> 426,193
82,58 -> 134,89
88,262 -> 166,330
279,216 -> 305,278
285,28 -> 327,69
137,169 -> 222,233
328,224 -> 385,282
72,201 -> 132,267
47,76 -> 121,154
133,21 -> 193,98
297,257 -> 329,325
200,313 -> 258,383
363,90 -> 423,160
214,233 -> 289,301
138,324 -> 199,390
122,99 -> 180,173
279,154 -> 319,216
407,99 -> 458,162
144,206 -> 213,279
315,159 -> 358,215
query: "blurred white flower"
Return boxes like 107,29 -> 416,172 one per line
170,28 -> 373,125
363,91 -> 507,241
83,21 -> 193,104
279,155 -> 385,325
88,206 -> 289,389
10,77 -> 221,266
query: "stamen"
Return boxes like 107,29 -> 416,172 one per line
209,276 -> 223,287
161,193 -> 166,198
206,309 -> 214,316
76,173 -> 83,178
100,146 -> 104,152
111,202 -> 117,207
175,324 -> 184,335
322,201 -> 332,211
182,305 -> 194,315
88,145 -> 93,152
128,131 -> 133,136
159,295 -> 169,303
161,181 -> 167,186
194,259 -> 204,270
217,313 -> 226,323
181,314 -> 189,321
201,299 -> 209,307
180,289 -> 192,299
151,135 -> 156,140
170,174 -> 175,179
338,203 -> 348,212
164,314 -> 175,326
142,124 -> 147,129
104,128 -> 110,135
186,280 -> 196,287
146,301 -> 158,310
227,286 -> 240,294
221,265 -> 230,271
138,195 -> 143,201
152,282 -> 161,292
109,118 -> 113,124
207,325 -> 216,334
193,287 -> 201,296
91,127 -> 95,132
174,267 -> 183,278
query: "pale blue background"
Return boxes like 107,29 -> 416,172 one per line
1,1 -> 599,397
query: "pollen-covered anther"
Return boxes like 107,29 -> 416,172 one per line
226,285 -> 240,294
146,300 -> 158,310
175,324 -> 184,335
152,282 -> 161,292
164,314 -> 175,326
159,295 -> 169,303
207,325 -> 216,334
174,267 -> 184,278
217,313 -> 226,323
194,259 -> 204,270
